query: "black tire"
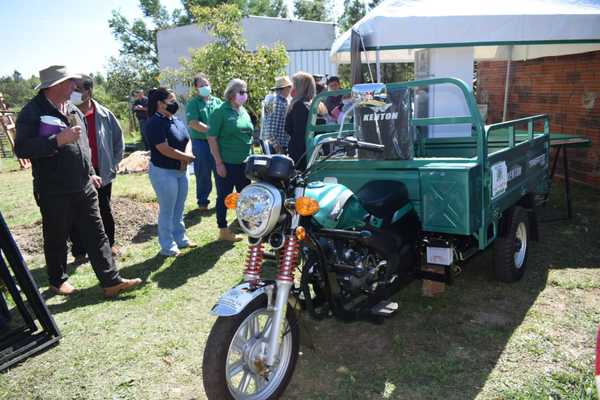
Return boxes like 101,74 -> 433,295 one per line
202,294 -> 300,400
493,206 -> 530,282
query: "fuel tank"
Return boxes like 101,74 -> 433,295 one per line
305,181 -> 368,230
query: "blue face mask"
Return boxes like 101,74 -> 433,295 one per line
199,86 -> 211,97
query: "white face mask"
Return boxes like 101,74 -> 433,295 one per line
70,92 -> 83,106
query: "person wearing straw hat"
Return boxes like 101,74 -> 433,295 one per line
14,65 -> 142,298
261,76 -> 292,154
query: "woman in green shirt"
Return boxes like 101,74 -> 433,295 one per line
207,79 -> 254,242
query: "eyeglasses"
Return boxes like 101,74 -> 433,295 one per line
238,90 -> 248,95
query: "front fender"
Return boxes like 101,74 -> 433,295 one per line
210,282 -> 271,317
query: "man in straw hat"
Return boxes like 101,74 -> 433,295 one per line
14,65 -> 142,298
261,76 -> 292,154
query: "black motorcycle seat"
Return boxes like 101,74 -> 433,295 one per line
356,180 -> 410,219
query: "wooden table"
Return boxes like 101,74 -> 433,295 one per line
548,133 -> 592,219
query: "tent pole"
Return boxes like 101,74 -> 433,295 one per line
502,45 -> 513,122
376,48 -> 382,82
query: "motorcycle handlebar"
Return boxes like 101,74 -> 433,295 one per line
356,140 -> 385,152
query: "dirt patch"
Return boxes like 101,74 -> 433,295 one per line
11,220 -> 44,257
10,197 -> 158,257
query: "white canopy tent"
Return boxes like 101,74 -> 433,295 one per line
330,0 -> 600,133
330,0 -> 600,65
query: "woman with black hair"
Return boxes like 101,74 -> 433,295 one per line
145,87 -> 196,257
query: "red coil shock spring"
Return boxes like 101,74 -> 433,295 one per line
243,243 -> 264,283
277,235 -> 300,282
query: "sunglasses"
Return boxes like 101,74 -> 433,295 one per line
238,90 -> 248,95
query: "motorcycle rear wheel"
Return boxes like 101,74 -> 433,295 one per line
202,295 -> 300,400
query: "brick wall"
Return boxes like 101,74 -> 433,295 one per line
477,51 -> 600,187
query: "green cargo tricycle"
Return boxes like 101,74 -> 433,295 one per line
202,78 -> 550,400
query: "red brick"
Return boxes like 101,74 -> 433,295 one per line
478,50 -> 600,189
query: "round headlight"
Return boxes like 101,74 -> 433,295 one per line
236,183 -> 282,238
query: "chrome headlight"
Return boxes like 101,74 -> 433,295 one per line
237,183 -> 282,238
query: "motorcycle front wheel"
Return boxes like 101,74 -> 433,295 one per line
202,294 -> 300,400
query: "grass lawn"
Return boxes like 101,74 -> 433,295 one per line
0,158 -> 21,174
0,168 -> 599,400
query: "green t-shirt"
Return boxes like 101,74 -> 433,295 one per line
185,95 -> 223,140
207,102 -> 254,164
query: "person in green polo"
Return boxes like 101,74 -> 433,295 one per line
207,78 -> 254,242
186,73 -> 223,211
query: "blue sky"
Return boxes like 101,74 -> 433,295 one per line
0,0 -> 345,79
0,0 -> 183,78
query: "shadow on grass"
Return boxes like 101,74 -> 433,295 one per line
44,254 -> 167,315
287,247 -> 550,399
130,208 -> 215,244
184,208 -> 216,225
152,240 -> 234,289
287,183 -> 600,399
131,224 -> 157,244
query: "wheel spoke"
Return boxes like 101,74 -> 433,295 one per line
238,371 -> 252,393
231,334 -> 245,354
261,316 -> 272,337
227,360 -> 244,378
255,374 -> 268,391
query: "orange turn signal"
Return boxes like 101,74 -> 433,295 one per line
295,226 -> 306,241
295,196 -> 319,216
225,192 -> 240,209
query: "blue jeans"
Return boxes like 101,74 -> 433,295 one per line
191,139 -> 214,207
215,163 -> 250,229
149,163 -> 190,255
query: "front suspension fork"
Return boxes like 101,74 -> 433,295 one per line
265,234 -> 300,366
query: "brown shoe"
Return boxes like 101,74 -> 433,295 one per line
197,205 -> 209,212
51,281 -> 77,296
218,228 -> 242,242
103,278 -> 143,298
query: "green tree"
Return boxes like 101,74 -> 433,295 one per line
108,0 -> 185,68
247,0 -> 288,17
109,0 -> 289,96
0,71 -> 40,109
182,0 -> 245,17
338,0 -> 366,31
182,0 -> 286,17
294,0 -> 331,21
368,0 -> 382,9
105,56 -> 159,101
164,4 -> 288,120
